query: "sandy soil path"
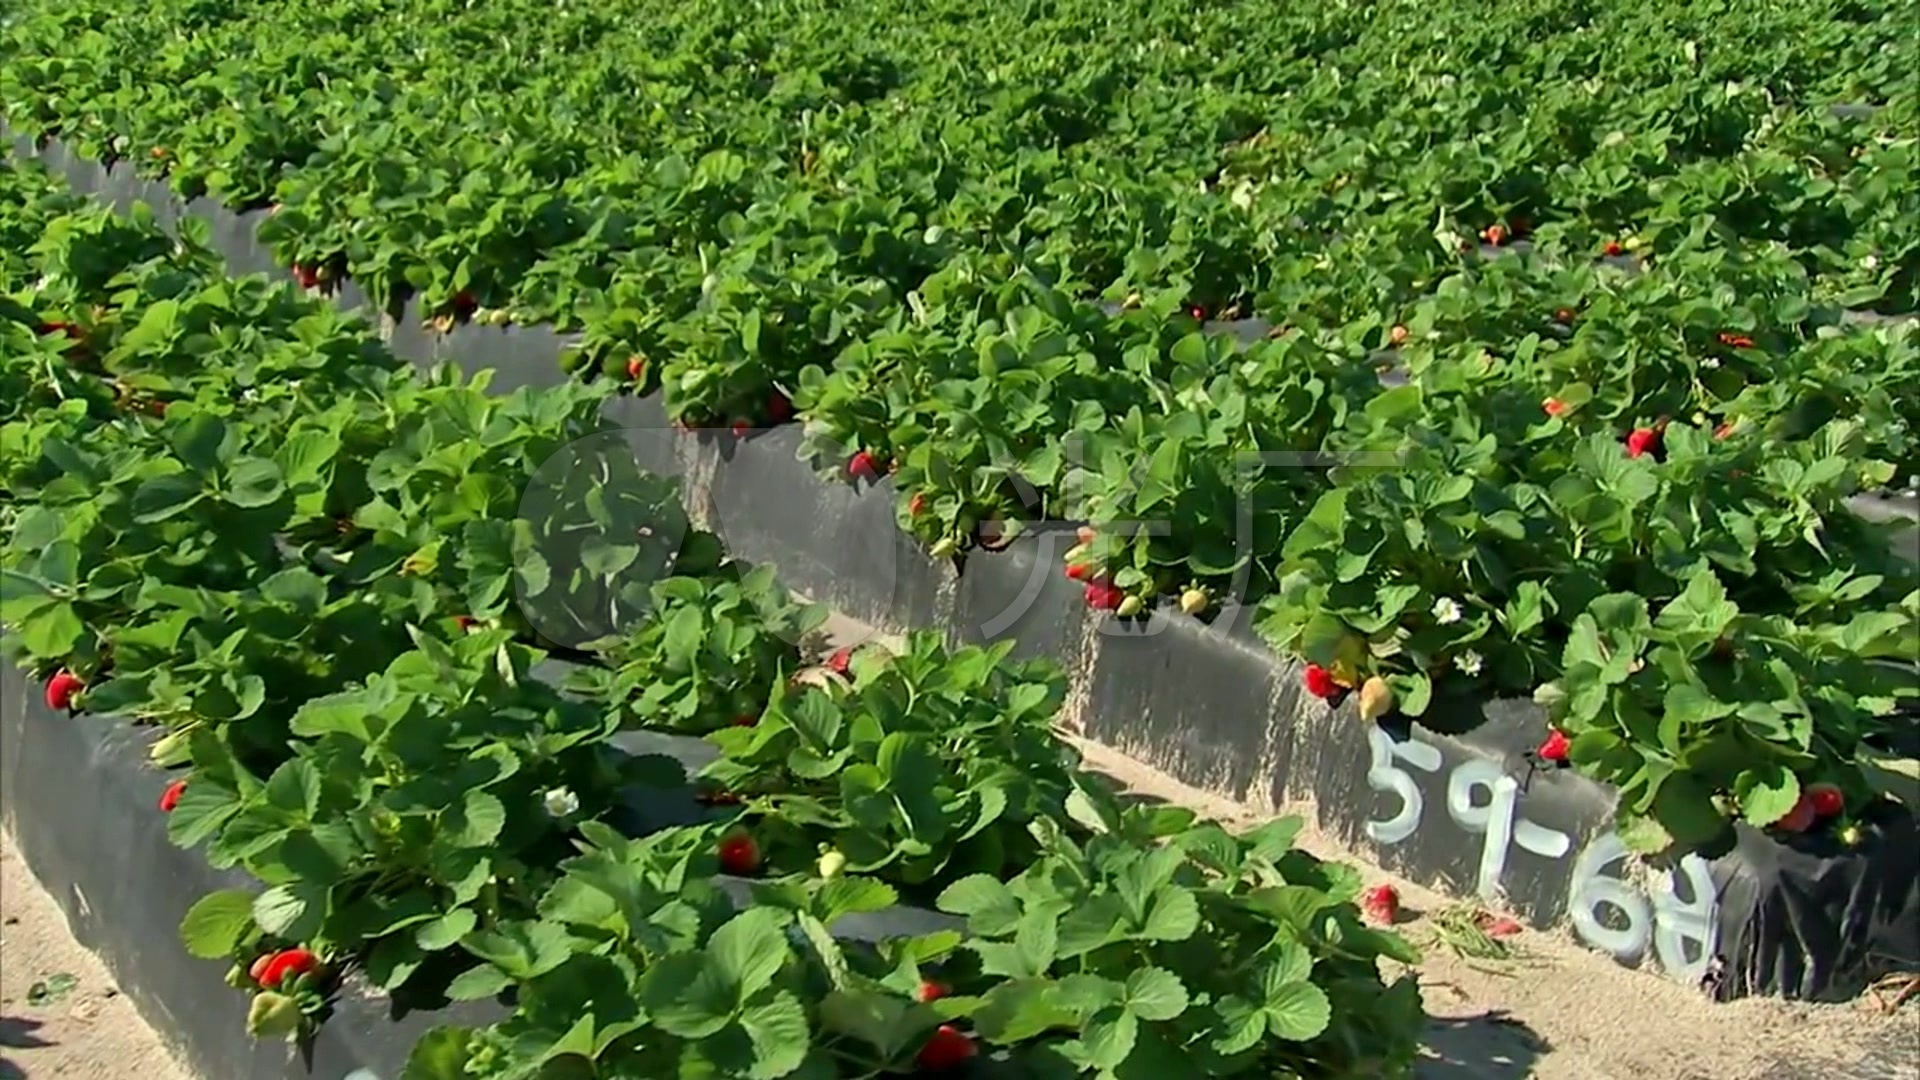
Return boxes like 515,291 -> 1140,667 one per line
1,831 -> 197,1080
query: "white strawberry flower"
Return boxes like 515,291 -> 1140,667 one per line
542,788 -> 580,818
1431,597 -> 1463,625
1456,650 -> 1484,677
1702,356 -> 1720,369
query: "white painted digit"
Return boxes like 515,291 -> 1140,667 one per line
1567,831 -> 1654,962
1569,831 -> 1722,984
1446,760 -> 1516,898
1446,761 -> 1574,899
1365,726 -> 1442,845
1648,854 -> 1720,984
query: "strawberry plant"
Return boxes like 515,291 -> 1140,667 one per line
564,565 -> 827,734
2,165 -> 1433,1074
694,634 -> 1080,897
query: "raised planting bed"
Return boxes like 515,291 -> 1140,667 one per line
9,137 -> 1916,1004
0,657 -> 1063,1080
0,162 -> 1434,1080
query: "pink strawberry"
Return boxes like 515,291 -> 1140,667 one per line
1361,884 -> 1400,924
1478,913 -> 1523,937
766,391 -> 793,423
1302,663 -> 1340,701
45,670 -> 83,711
1083,579 -> 1124,611
1774,795 -> 1818,833
1537,729 -> 1571,763
916,1026 -> 976,1069
718,833 -> 761,875
1806,783 -> 1844,818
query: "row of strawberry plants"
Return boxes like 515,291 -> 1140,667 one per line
0,160 -> 1427,1076
10,107 -> 1916,864
1,0 -> 1913,355
789,230 -> 1919,843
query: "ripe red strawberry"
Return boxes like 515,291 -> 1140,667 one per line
1774,794 -> 1818,834
1188,304 -> 1207,321
1806,783 -> 1844,818
35,321 -> 84,341
847,451 -> 878,481
450,291 -> 478,317
1509,213 -> 1532,237
454,615 -> 477,631
45,670 -> 83,711
1555,308 -> 1576,325
291,264 -> 320,289
159,779 -> 187,813
916,1026 -> 976,1070
826,647 -> 853,676
1483,224 -> 1509,246
1537,729 -> 1571,763
916,980 -> 948,1003
1064,562 -> 1092,581
626,356 -> 646,381
733,713 -> 758,727
1542,397 -> 1568,418
1717,332 -> 1755,349
1084,579 -> 1124,611
766,391 -> 793,423
1625,427 -> 1660,458
717,833 -> 761,875
258,948 -> 319,989
1302,663 -> 1340,701
1361,884 -> 1400,924
1603,241 -> 1624,257
731,420 -> 751,438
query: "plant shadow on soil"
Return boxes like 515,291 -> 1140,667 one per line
1416,1013 -> 1548,1079
0,1015 -> 50,1080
